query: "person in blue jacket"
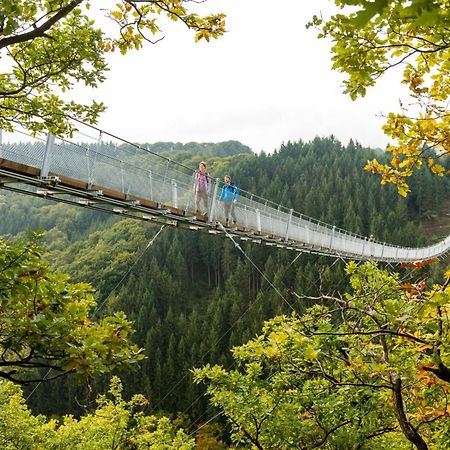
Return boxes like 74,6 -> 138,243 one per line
219,175 -> 240,225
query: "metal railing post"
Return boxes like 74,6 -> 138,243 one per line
86,147 -> 93,189
41,132 -> 55,178
171,179 -> 178,209
321,229 -> 325,249
0,130 -> 3,158
120,160 -> 125,193
285,208 -> 293,242
208,178 -> 219,223
329,225 -> 336,249
306,220 -> 311,244
159,160 -> 169,204
185,171 -> 196,215
149,170 -> 153,200
370,239 -> 375,257
256,209 -> 261,232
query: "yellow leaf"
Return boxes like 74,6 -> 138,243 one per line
304,346 -> 318,361
111,10 -> 123,20
431,164 -> 445,176
398,186 -> 408,197
410,343 -> 433,353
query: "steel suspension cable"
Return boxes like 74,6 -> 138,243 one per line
93,224 -> 167,315
180,247 -> 308,435
218,223 -> 296,312
25,224 -> 166,402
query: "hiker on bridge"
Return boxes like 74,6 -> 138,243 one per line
193,161 -> 211,216
219,175 -> 240,225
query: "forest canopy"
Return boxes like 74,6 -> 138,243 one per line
0,136 -> 448,447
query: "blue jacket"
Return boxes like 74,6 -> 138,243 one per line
219,182 -> 240,202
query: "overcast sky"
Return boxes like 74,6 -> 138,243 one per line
76,0 -> 407,153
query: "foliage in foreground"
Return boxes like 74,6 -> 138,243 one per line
0,231 -> 143,384
0,0 -> 225,136
195,262 -> 450,449
310,0 -> 450,195
0,376 -> 194,450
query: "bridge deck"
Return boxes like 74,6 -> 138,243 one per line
0,158 -> 337,252
1,127 -> 449,263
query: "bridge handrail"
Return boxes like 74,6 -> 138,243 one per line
69,123 -> 430,250
1,124 -> 449,262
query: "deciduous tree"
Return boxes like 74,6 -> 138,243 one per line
195,262 -> 450,449
0,376 -> 195,449
0,0 -> 225,135
0,231 -> 143,384
309,0 -> 450,195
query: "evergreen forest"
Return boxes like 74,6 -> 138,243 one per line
1,137 -> 450,448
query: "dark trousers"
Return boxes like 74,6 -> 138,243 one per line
223,201 -> 236,223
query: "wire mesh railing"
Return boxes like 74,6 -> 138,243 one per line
1,124 -> 449,263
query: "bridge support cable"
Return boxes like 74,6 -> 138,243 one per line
218,223 -> 296,312
25,369 -> 53,402
387,262 -> 397,271
24,224 -> 167,403
93,224 -> 167,316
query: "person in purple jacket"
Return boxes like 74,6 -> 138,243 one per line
193,161 -> 211,215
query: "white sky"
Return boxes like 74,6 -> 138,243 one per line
76,0 -> 407,153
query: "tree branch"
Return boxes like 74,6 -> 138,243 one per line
228,415 -> 265,450
391,373 -> 428,450
0,368 -> 72,385
312,419 -> 352,449
0,0 -> 84,50
309,329 -> 430,345
422,363 -> 450,384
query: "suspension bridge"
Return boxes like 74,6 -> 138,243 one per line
0,123 -> 449,263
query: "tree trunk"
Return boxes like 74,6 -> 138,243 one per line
391,373 -> 428,450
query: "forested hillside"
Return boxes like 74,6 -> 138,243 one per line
1,137 -> 448,432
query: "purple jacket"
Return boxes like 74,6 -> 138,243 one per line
194,171 -> 211,193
